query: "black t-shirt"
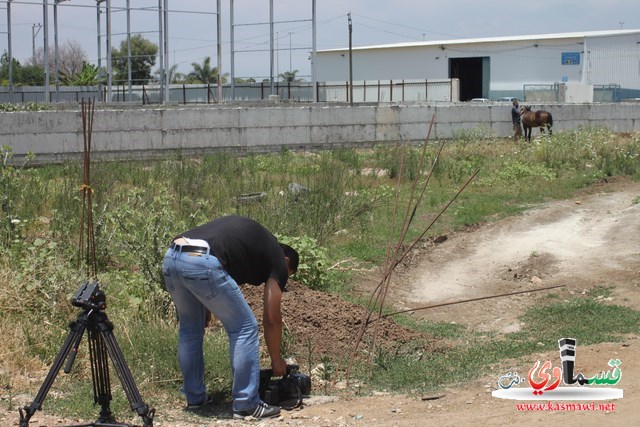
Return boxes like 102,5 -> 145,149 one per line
180,216 -> 289,291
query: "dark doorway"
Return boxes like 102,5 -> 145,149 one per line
449,57 -> 488,101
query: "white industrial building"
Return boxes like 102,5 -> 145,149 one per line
315,29 -> 640,102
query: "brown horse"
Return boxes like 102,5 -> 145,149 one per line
519,106 -> 553,142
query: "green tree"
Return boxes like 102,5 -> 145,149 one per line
111,34 -> 158,85
0,52 -> 15,84
234,77 -> 256,83
1,52 -> 45,86
187,56 -> 227,84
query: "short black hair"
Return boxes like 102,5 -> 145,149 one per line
280,243 -> 299,274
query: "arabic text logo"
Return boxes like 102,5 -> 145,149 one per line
492,338 -> 623,401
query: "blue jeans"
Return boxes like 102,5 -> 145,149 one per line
163,246 -> 260,412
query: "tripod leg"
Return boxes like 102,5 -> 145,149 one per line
97,314 -> 155,427
88,329 -> 115,424
19,319 -> 87,427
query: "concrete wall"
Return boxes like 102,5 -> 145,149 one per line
1,102 -> 639,164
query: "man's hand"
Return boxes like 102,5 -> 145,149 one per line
271,356 -> 287,377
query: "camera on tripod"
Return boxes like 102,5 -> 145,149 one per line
71,281 -> 106,310
259,364 -> 311,409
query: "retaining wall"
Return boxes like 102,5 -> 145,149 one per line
1,102 -> 639,164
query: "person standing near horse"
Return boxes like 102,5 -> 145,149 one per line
163,215 -> 299,419
511,99 -> 523,141
519,106 -> 554,142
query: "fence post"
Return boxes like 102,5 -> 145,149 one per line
288,81 -> 291,100
402,79 -> 405,102
377,80 -> 381,102
425,79 -> 428,102
390,80 -> 393,102
346,81 -> 349,103
315,81 -> 319,102
363,80 -> 367,102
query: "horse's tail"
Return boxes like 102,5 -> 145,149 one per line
548,112 -> 553,127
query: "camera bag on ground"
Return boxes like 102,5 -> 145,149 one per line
259,364 -> 312,410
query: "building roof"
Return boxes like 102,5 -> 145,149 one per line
318,29 -> 640,53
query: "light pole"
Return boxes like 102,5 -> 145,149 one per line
7,0 -> 14,102
126,0 -> 131,99
43,0 -> 49,102
348,12 -> 353,106
54,0 -> 69,103
106,0 -> 112,103
269,0 -> 274,95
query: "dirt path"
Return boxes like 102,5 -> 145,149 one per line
396,178 -> 640,334
288,178 -> 640,426
4,179 -> 639,427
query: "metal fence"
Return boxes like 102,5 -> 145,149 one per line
523,83 -> 563,103
0,79 -> 459,105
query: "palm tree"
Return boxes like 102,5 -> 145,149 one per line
62,62 -> 104,86
154,64 -> 184,84
188,57 -> 227,84
279,70 -> 301,83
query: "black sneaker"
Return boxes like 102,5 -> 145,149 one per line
233,401 -> 281,419
185,394 -> 215,411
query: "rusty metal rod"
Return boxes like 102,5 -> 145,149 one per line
379,284 -> 566,320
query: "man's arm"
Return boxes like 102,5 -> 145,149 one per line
263,277 -> 287,376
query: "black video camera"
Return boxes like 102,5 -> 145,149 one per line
259,364 -> 311,410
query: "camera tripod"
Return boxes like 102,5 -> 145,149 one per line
19,282 -> 154,427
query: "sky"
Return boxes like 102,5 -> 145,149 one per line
2,0 -> 640,81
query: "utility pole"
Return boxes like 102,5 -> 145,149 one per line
289,31 -> 292,74
348,12 -> 353,106
32,23 -> 42,61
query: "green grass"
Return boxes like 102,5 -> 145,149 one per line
2,128 -> 640,418
366,295 -> 640,392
